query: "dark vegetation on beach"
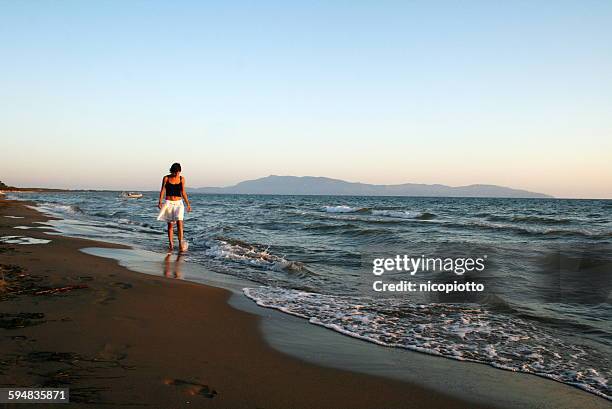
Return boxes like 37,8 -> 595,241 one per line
0,180 -> 89,193
1,180 -> 65,192
0,263 -> 88,302
0,180 -> 14,190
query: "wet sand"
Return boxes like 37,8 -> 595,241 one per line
0,197 -> 495,408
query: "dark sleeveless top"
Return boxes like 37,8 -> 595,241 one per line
165,176 -> 182,197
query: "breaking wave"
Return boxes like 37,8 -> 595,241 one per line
487,214 -> 573,225
322,205 -> 367,213
204,237 -> 314,276
37,202 -> 84,215
322,206 -> 436,220
372,210 -> 436,220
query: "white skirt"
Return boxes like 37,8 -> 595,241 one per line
157,200 -> 185,222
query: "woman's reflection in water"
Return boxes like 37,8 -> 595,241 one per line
164,253 -> 184,279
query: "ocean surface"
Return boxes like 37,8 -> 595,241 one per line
8,192 -> 611,400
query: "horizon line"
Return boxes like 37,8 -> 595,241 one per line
3,174 -> 612,199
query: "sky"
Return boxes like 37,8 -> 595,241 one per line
1,1 -> 611,198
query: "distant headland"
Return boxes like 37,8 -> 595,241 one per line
191,175 -> 553,198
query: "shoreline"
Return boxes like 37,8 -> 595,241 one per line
1,197 -> 609,408
84,247 -> 612,409
0,197 -> 491,408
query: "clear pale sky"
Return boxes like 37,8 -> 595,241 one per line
1,1 -> 611,198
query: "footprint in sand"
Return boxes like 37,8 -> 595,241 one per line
0,312 -> 46,329
0,246 -> 17,254
163,378 -> 217,398
111,282 -> 133,289
97,343 -> 129,362
93,288 -> 116,305
98,296 -> 116,305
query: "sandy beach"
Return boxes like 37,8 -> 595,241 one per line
0,197 -> 502,408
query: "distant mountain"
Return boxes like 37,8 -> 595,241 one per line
191,175 -> 553,198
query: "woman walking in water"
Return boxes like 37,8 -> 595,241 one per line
158,163 -> 191,252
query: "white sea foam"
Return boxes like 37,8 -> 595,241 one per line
35,203 -> 83,215
323,205 -> 363,213
205,239 -> 281,267
322,207 -> 436,220
243,286 -> 611,400
204,238 -> 318,279
0,235 -> 51,245
205,238 -> 311,274
371,210 -> 419,219
371,210 -> 438,220
3,215 -> 25,219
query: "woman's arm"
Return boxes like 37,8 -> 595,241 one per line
180,176 -> 191,212
158,176 -> 167,209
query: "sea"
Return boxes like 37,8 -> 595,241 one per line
7,192 -> 611,400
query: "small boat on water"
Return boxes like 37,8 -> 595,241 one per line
122,191 -> 143,199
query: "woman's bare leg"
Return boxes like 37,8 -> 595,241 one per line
167,222 -> 174,251
177,220 -> 184,250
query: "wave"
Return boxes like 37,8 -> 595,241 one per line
204,237 -> 315,276
244,287 -> 611,401
38,202 -> 83,215
260,203 -> 298,210
323,205 -> 368,213
322,206 -> 436,220
416,212 -> 437,220
487,215 -> 572,225
442,220 -> 610,239
92,210 -> 130,219
41,204 -> 161,236
115,218 -> 160,233
302,222 -> 362,232
541,229 -> 612,239
301,223 -> 394,240
372,209 -> 416,218
372,210 -> 436,220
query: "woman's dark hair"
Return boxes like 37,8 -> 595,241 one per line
169,163 -> 182,174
